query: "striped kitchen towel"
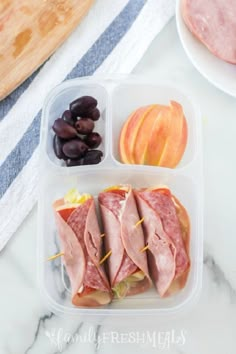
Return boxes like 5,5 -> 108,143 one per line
0,0 -> 175,250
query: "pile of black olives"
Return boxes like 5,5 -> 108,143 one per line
52,96 -> 103,166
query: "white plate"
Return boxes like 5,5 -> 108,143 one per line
176,0 -> 236,97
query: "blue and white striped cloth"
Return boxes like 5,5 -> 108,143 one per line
0,0 -> 175,250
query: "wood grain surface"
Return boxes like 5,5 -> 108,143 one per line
0,0 -> 94,100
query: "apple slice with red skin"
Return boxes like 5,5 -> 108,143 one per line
119,105 -> 154,164
157,101 -> 187,168
119,101 -> 188,168
133,104 -> 164,164
144,105 -> 172,166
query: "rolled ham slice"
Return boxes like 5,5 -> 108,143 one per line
135,187 -> 190,297
182,0 -> 236,64
98,185 -> 152,298
53,195 -> 112,307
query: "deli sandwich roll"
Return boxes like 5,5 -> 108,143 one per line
98,185 -> 152,298
134,186 -> 190,297
53,189 -> 112,307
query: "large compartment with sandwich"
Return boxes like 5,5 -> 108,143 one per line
38,76 -> 203,323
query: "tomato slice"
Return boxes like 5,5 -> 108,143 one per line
110,189 -> 127,198
78,286 -> 95,297
153,188 -> 171,196
57,207 -> 76,222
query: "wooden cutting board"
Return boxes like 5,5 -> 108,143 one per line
0,0 -> 94,101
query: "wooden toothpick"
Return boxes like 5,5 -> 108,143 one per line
99,250 -> 112,265
134,217 -> 145,227
47,252 -> 64,261
140,245 -> 149,253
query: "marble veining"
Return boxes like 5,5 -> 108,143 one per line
24,312 -> 55,354
204,253 -> 236,303
94,325 -> 102,353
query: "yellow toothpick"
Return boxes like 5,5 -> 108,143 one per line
134,217 -> 144,227
99,250 -> 112,265
140,245 -> 149,253
47,252 -> 64,261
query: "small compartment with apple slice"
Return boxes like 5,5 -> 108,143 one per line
111,82 -> 199,169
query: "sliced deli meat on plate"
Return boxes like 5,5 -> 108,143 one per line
182,0 -> 236,64
98,185 -> 152,298
135,186 -> 190,297
53,190 -> 112,307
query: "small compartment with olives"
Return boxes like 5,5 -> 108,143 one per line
43,81 -> 108,168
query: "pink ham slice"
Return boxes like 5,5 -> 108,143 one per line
54,212 -> 86,297
134,194 -> 176,297
135,188 -> 190,297
98,186 -> 151,296
182,0 -> 236,64
53,198 -> 112,307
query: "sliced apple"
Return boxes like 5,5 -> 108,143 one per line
144,105 -> 172,166
157,101 -> 187,168
119,105 -> 154,164
119,100 -> 188,168
132,104 -> 164,164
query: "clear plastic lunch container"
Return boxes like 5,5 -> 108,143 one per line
38,75 -> 203,324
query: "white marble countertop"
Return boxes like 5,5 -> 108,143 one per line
0,18 -> 236,354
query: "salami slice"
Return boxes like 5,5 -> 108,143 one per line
134,194 -> 176,297
53,195 -> 112,307
98,185 -> 151,298
135,187 -> 190,297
